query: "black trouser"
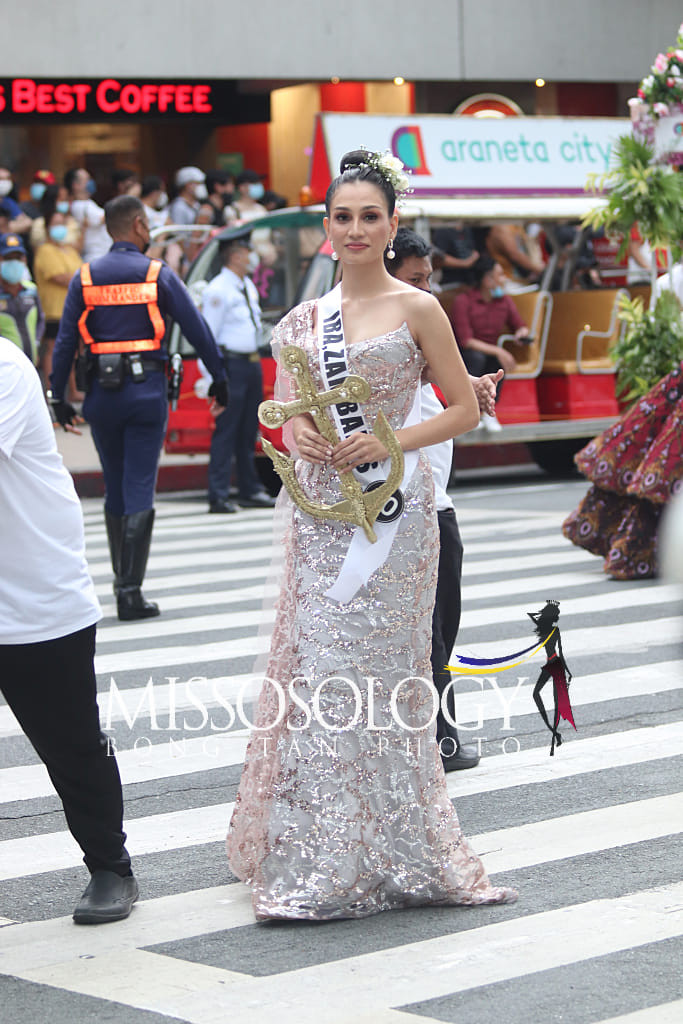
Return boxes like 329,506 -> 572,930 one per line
208,355 -> 263,504
0,624 -> 131,876
431,509 -> 465,754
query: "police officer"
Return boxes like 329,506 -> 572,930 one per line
49,195 -> 228,621
0,232 -> 45,366
201,232 -> 275,513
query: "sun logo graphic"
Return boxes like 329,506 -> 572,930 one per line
391,126 -> 431,176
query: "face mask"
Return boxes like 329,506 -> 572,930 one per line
222,190 -> 235,207
0,180 -> 13,197
247,250 -> 260,272
49,224 -> 68,243
1,260 -> 27,284
248,183 -> 264,201
490,285 -> 505,299
156,192 -> 168,210
194,183 -> 208,201
86,179 -> 97,196
31,182 -> 47,202
56,201 -> 70,214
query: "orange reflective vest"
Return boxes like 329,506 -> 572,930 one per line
78,259 -> 165,354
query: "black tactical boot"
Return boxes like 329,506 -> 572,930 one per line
117,509 -> 160,620
104,509 -> 124,596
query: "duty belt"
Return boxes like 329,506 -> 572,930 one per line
222,350 -> 261,363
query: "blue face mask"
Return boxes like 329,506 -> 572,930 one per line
56,200 -> 70,214
1,260 -> 27,285
86,178 -> 97,196
30,182 -> 47,202
248,182 -> 264,200
490,285 -> 505,299
49,224 -> 68,243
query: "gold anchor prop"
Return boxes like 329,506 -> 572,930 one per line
258,345 -> 404,543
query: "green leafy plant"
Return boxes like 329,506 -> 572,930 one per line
583,135 -> 683,305
584,136 -> 683,259
612,289 -> 683,404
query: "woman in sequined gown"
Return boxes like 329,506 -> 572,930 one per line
562,364 -> 683,579
226,150 -> 517,920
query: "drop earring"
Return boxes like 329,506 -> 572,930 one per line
331,249 -> 339,261
386,238 -> 396,260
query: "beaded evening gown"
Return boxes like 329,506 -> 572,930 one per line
562,364 -> 683,579
226,301 -> 516,921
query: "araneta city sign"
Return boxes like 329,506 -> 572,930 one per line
312,113 -> 631,196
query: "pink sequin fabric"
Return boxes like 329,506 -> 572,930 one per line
226,302 -> 517,920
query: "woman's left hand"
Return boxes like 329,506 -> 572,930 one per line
330,431 -> 390,472
472,370 -> 504,415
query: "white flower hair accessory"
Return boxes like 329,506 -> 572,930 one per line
358,149 -> 413,204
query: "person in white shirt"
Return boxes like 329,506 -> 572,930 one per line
654,261 -> 683,308
64,167 -> 112,261
386,228 -> 502,771
0,337 -> 137,923
201,232 -> 275,512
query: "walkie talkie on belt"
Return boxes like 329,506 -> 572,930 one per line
168,353 -> 184,410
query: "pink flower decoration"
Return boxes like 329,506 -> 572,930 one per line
668,78 -> 676,88
676,49 -> 683,62
654,53 -> 668,72
654,102 -> 671,116
638,88 -> 645,98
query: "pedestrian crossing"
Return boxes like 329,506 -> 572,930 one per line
1,479 -> 681,1024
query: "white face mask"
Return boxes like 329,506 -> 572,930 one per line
194,183 -> 208,201
247,250 -> 260,272
156,192 -> 168,210
0,180 -> 13,197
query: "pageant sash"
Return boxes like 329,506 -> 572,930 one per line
317,284 -> 421,603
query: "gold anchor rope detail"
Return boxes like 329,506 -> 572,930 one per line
258,345 -> 404,542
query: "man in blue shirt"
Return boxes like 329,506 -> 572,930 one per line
49,196 -> 228,620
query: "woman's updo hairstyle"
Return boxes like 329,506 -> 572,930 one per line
325,149 -> 396,216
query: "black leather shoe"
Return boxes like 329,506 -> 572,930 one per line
209,500 -> 238,514
73,870 -> 139,924
238,491 -> 276,508
441,743 -> 481,772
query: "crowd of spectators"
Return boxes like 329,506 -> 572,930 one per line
0,161 -> 288,389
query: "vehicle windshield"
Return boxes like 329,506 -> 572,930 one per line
168,210 -> 326,356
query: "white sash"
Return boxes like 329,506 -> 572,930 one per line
317,284 -> 421,603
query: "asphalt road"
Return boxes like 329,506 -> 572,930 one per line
1,471 -> 681,1024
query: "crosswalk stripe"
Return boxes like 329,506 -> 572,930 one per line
84,541 -> 599,582
3,716 -> 681,809
2,489 -> 679,1020
593,1001 -> 683,1024
87,615 -> 679,675
90,581 -> 676,648
95,607 -> 275,645
87,547 -> 272,576
0,787 -> 679,884
5,883 -> 682,1024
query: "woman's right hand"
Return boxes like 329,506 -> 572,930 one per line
292,416 -> 333,465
